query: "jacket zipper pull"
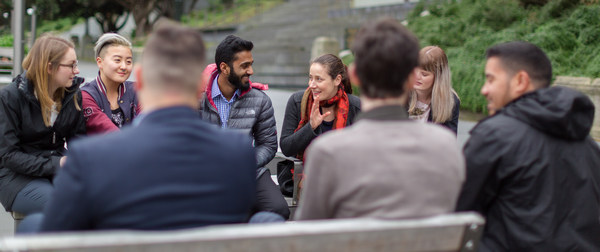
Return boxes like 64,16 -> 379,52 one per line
52,132 -> 56,144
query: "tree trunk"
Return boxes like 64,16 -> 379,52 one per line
128,0 -> 159,37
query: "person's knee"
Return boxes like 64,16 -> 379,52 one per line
13,179 -> 54,214
255,172 -> 291,219
248,211 -> 286,223
16,213 -> 44,234
272,201 -> 290,219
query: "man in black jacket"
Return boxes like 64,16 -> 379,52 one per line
199,35 -> 288,220
456,41 -> 600,251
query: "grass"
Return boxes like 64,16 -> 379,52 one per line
406,0 -> 600,113
0,17 -> 81,50
182,0 -> 283,29
37,17 -> 82,36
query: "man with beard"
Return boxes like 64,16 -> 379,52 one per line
19,23 -> 257,232
200,35 -> 288,221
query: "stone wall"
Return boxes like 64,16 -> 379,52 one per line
554,76 -> 600,140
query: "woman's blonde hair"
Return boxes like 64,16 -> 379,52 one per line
408,46 -> 458,123
22,35 -> 78,127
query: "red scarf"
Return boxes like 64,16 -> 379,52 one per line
294,87 -> 349,161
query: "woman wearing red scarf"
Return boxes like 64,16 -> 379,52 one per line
280,54 -> 361,161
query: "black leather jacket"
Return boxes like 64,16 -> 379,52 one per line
456,86 -> 600,251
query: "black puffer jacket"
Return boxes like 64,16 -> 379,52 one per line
0,73 -> 86,211
200,80 -> 277,169
456,86 -> 600,251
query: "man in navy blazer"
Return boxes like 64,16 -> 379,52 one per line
38,24 -> 257,231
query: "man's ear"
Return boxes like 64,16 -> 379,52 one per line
219,62 -> 229,75
348,63 -> 360,87
133,65 -> 143,92
511,70 -> 534,97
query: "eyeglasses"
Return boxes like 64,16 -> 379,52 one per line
58,61 -> 79,72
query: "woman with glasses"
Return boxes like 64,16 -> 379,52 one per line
408,46 -> 460,134
0,35 -> 86,215
81,33 -> 139,134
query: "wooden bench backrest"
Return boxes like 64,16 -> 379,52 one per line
0,212 -> 484,252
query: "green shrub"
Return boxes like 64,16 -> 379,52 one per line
0,34 -> 13,47
527,22 -> 579,51
407,0 -> 598,114
37,17 -> 81,36
183,0 -> 283,28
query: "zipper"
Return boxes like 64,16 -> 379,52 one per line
52,131 -> 56,144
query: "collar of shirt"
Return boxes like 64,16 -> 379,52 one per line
356,105 -> 410,121
211,74 -> 240,102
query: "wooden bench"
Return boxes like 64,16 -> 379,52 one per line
0,212 -> 484,252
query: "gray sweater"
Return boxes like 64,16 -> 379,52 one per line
295,105 -> 465,220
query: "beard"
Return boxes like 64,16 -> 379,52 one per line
228,67 -> 250,91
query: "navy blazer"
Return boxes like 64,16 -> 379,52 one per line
41,106 -> 257,231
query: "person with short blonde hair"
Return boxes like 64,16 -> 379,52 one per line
38,23 -> 257,231
0,35 -> 86,215
81,33 -> 139,134
408,46 -> 460,134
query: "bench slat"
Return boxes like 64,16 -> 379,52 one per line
0,212 -> 484,252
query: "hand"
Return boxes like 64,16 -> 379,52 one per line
60,156 -> 67,167
309,94 -> 331,130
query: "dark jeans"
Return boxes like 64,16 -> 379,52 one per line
248,211 -> 285,223
16,213 -> 44,234
12,178 -> 53,215
253,171 -> 290,220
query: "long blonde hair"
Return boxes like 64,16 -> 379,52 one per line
22,35 -> 79,127
408,46 -> 458,123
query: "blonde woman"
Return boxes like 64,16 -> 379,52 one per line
81,33 -> 139,134
408,46 -> 460,134
0,35 -> 86,214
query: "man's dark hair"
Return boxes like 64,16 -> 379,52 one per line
215,35 -> 254,73
351,18 -> 419,98
486,41 -> 552,88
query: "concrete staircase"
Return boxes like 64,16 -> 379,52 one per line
203,0 -> 416,88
